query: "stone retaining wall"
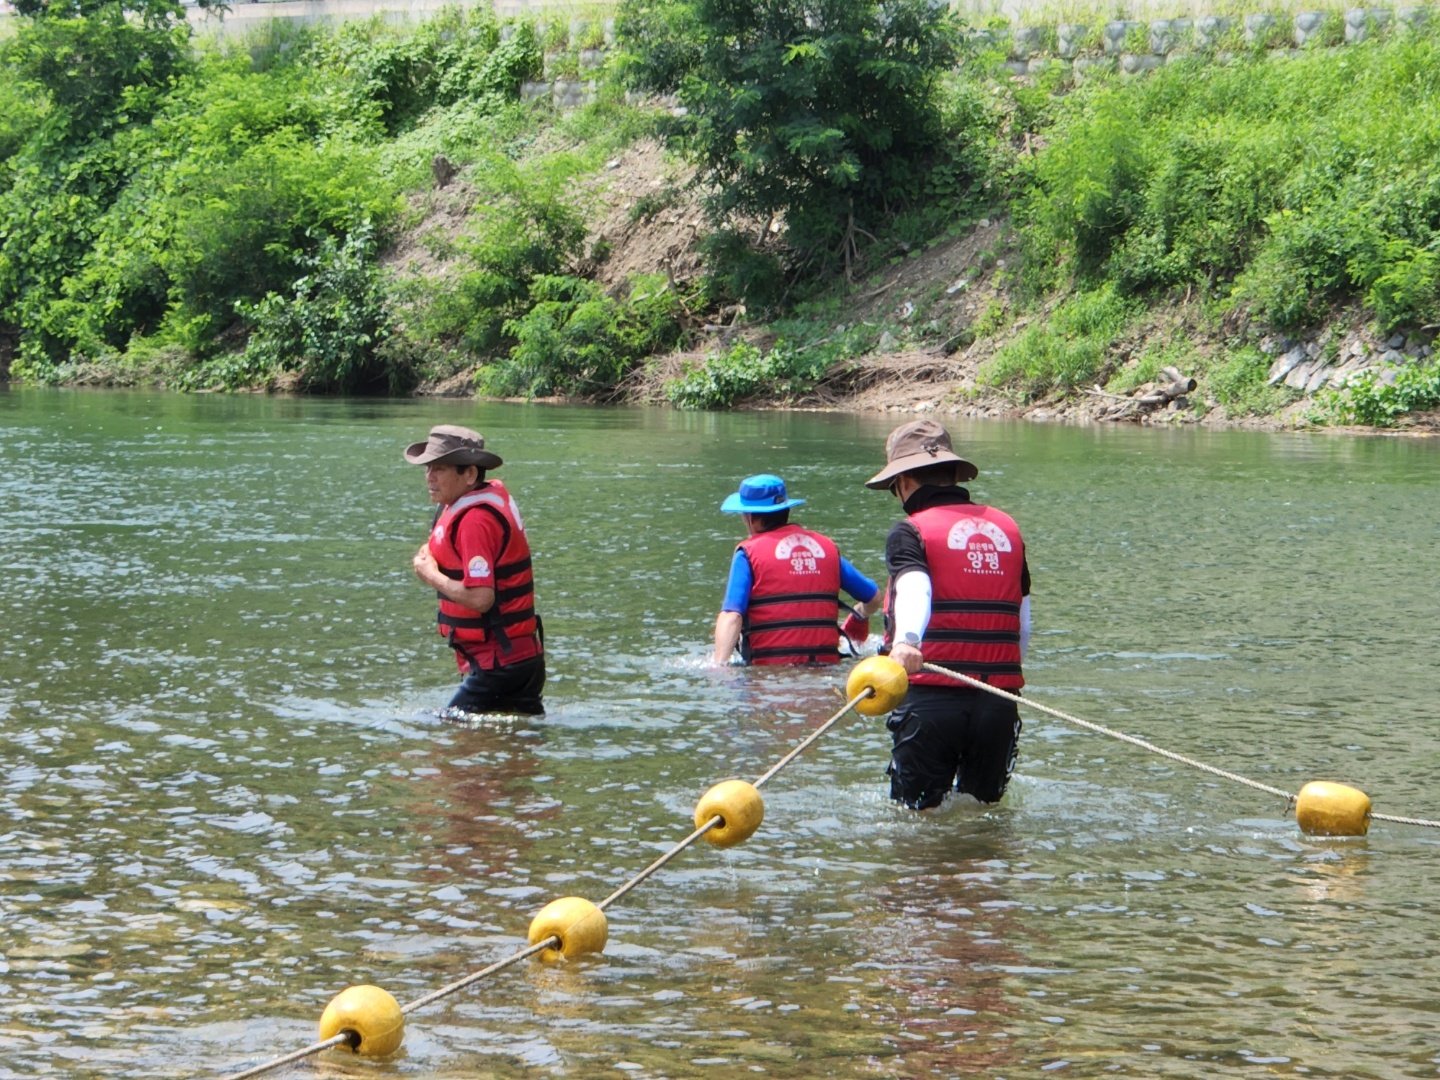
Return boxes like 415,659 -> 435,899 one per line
1261,328 -> 1434,396
990,4 -> 1430,79
515,17 -> 613,109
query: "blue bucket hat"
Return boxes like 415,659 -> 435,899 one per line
720,474 -> 806,514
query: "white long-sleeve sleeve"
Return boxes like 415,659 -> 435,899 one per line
1019,595 -> 1031,661
891,570 -> 932,641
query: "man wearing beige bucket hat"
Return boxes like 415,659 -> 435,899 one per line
866,419 -> 1031,809
406,424 -> 545,716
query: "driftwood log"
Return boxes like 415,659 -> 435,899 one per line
1088,371 -> 1197,420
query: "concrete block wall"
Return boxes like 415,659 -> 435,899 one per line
983,3 -> 1435,80
185,2 -> 616,109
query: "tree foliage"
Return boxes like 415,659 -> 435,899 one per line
618,0 -> 965,270
1018,35 -> 1440,334
7,0 -> 224,137
0,2 -> 548,384
224,222 -> 402,393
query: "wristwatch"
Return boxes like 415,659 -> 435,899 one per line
899,632 -> 921,648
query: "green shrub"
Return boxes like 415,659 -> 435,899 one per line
1204,345 -> 1290,416
420,150 -> 591,356
665,338 -> 837,408
211,221 -> 405,393
697,229 -> 787,311
480,272 -> 682,397
0,4 -> 554,381
0,63 -> 46,166
1320,361 -> 1440,425
311,10 -> 539,131
1354,239 -> 1440,334
1020,34 -> 1440,344
979,283 -> 1136,396
619,0 -> 964,268
473,21 -> 542,99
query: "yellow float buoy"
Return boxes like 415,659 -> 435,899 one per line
846,655 -> 909,715
528,896 -> 608,961
694,779 -> 764,847
1295,780 -> 1371,837
317,984 -> 405,1056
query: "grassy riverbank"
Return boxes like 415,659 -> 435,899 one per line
3,1 -> 1440,428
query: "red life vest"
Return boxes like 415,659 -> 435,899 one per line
429,479 -> 541,671
738,524 -> 842,665
886,503 -> 1025,689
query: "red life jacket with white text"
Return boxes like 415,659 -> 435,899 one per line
430,479 -> 540,671
885,503 -> 1024,689
738,524 -> 842,665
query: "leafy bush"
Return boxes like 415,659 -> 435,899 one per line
1354,239 -> 1440,334
979,283 -> 1136,396
480,272 -> 683,397
1018,34 -> 1440,342
1204,345 -> 1290,416
1319,361 -> 1440,425
4,0 -> 212,139
479,22 -> 544,97
612,0 -> 703,104
207,222 -> 404,393
311,10 -> 541,133
0,4 -> 549,384
665,339 -> 836,408
421,150 -> 591,355
696,229 -> 786,311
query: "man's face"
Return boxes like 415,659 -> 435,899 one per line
425,463 -> 476,505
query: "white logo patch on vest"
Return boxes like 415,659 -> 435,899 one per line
467,555 -> 491,579
774,534 -> 826,574
948,517 -> 1010,575
432,523 -> 445,542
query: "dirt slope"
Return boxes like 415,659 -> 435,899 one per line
393,135 -> 1436,433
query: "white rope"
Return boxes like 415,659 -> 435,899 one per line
920,662 -> 1440,828
919,663 -> 1295,800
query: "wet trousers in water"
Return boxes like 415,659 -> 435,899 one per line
447,655 -> 546,716
885,684 -> 1021,809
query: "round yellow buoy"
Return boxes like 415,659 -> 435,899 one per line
528,896 -> 608,961
846,655 -> 909,715
1295,780 -> 1371,837
694,779 -> 764,848
317,984 -> 405,1056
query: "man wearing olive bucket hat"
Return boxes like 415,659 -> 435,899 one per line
712,474 -> 883,665
866,420 -> 1031,809
406,425 -> 544,716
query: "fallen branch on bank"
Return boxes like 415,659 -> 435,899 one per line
1089,365 -> 1197,421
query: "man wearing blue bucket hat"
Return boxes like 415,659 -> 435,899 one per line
712,474 -> 882,665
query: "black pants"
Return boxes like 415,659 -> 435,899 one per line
885,684 -> 1021,809
445,654 -> 546,716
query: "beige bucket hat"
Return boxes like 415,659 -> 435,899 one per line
403,425 -> 503,469
864,419 -> 978,490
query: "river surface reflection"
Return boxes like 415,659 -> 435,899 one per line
1,390 -> 1439,1077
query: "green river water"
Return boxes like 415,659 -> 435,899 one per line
1,389 -> 1439,1079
